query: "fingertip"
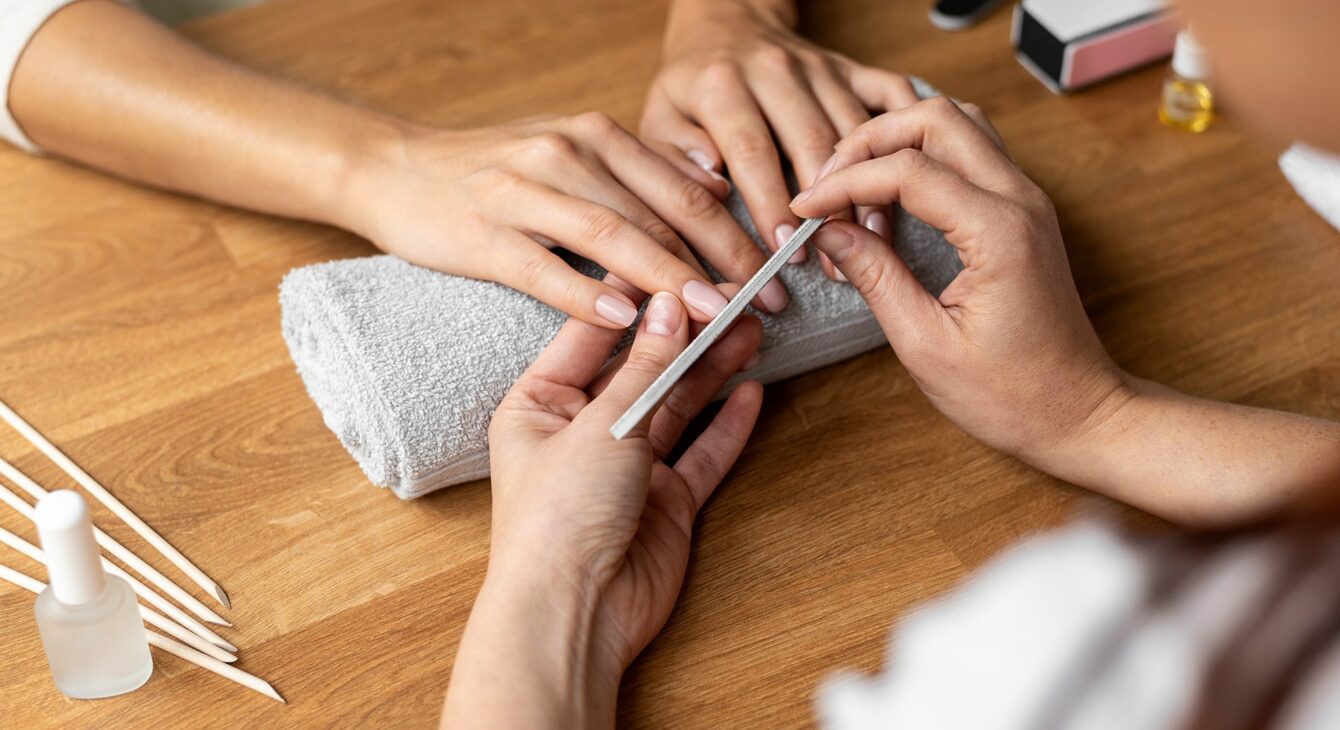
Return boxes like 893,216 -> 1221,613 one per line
730,379 -> 765,412
686,147 -> 722,174
642,291 -> 686,337
595,292 -> 638,328
811,220 -> 872,267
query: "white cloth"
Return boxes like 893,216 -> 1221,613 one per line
1280,143 -> 1340,232
820,521 -> 1340,730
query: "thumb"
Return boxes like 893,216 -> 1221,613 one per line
811,220 -> 944,350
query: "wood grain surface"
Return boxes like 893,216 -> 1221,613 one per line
2,0 -> 1337,727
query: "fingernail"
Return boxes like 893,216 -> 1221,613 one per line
758,278 -> 789,312
681,280 -> 728,318
788,245 -> 806,264
835,268 -> 848,283
595,294 -> 638,327
687,149 -> 716,172
644,292 -> 681,336
790,189 -> 813,207
816,153 -> 838,181
774,222 -> 797,249
814,226 -> 857,264
864,211 -> 891,241
742,352 -> 760,370
706,168 -> 729,185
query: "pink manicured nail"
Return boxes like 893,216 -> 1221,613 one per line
864,211 -> 891,241
681,280 -> 728,318
815,153 -> 838,181
742,352 -> 760,370
775,223 -> 804,264
835,268 -> 849,283
758,278 -> 789,312
790,189 -> 813,206
595,294 -> 637,327
706,168 -> 729,185
687,149 -> 716,172
815,227 -> 856,264
644,292 -> 681,335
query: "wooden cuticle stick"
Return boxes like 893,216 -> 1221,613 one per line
0,526 -> 236,653
0,458 -> 230,626
0,399 -> 230,609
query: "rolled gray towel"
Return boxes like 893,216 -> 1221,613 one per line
280,82 -> 961,499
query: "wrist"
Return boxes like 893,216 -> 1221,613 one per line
1020,369 -> 1144,486
667,0 -> 796,45
325,113 -> 437,239
447,562 -> 621,727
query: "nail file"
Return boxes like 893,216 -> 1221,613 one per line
610,217 -> 825,440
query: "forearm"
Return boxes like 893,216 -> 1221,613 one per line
8,0 -> 408,230
666,0 -> 797,35
1036,376 -> 1340,527
443,565 -> 620,729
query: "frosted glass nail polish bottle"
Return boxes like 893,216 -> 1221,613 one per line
34,490 -> 153,699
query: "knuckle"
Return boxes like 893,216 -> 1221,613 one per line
642,218 -> 682,251
752,44 -> 796,73
674,178 -> 719,219
851,257 -> 892,303
623,348 -> 671,374
922,94 -> 960,118
578,208 -> 627,247
892,147 -> 932,174
795,125 -> 838,155
722,240 -> 763,274
516,252 -> 551,289
699,59 -> 742,86
472,167 -> 524,196
527,132 -> 577,161
649,254 -> 686,285
724,130 -> 774,160
574,111 -> 620,136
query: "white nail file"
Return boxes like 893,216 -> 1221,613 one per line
610,216 -> 825,440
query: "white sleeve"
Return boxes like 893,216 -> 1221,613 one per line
0,0 -> 85,153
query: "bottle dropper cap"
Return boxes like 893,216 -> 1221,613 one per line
35,490 -> 107,605
1172,30 -> 1210,80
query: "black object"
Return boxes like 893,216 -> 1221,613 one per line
929,0 -> 1009,31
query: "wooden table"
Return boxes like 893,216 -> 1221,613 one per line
2,0 -> 1337,726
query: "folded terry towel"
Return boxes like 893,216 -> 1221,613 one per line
281,82 -> 961,499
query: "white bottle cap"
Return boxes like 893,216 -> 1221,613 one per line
1172,30 -> 1210,80
35,490 -> 107,605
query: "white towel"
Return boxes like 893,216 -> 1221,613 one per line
280,78 -> 963,499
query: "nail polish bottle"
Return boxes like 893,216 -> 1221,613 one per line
34,490 -> 153,699
1158,30 -> 1214,133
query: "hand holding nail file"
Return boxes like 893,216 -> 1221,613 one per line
610,217 -> 826,440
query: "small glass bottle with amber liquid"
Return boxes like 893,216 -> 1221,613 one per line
1159,30 -> 1213,132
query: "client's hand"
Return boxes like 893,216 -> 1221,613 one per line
442,292 -> 763,728
343,114 -> 789,329
643,0 -> 921,279
790,97 -> 1124,469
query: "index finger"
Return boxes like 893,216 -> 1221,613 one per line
822,96 -> 1021,194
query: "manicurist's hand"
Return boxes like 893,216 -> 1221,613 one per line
791,96 -> 1124,476
791,97 -> 1340,527
343,115 -> 791,327
442,292 -> 763,728
643,0 -> 921,278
